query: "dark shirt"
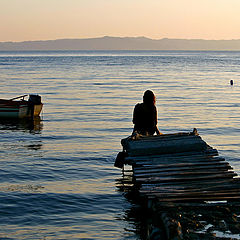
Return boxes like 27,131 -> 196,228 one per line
132,103 -> 159,135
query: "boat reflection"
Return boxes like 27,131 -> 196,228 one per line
0,116 -> 43,134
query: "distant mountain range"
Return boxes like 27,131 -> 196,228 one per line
1,36 -> 240,51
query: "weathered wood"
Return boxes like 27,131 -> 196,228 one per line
134,170 -> 234,180
149,191 -> 240,200
134,159 -> 228,170
134,163 -> 231,175
126,150 -> 219,162
141,190 -> 240,200
150,193 -> 240,202
135,172 -> 237,184
122,133 -> 201,149
141,179 -> 240,190
134,167 -> 232,175
136,175 -> 238,185
134,170 -> 233,181
154,201 -> 240,208
141,178 -> 240,190
141,185 -> 240,194
118,131 -> 240,204
135,161 -> 229,169
123,136 -> 207,156
133,157 -> 223,165
128,132 -> 198,141
131,155 -> 223,162
132,158 -> 224,168
135,169 -> 236,178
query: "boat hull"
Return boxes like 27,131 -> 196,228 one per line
0,99 -> 43,118
18,104 -> 43,118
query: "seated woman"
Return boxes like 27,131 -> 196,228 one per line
132,90 -> 161,136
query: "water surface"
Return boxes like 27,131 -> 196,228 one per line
0,50 -> 240,239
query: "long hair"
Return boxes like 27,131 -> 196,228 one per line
143,90 -> 156,105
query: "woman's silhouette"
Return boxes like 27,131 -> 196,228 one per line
132,90 -> 160,136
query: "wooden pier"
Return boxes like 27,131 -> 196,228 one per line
116,129 -> 240,239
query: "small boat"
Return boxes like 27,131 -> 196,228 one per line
0,94 -> 43,119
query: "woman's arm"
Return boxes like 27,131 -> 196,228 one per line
155,107 -> 161,135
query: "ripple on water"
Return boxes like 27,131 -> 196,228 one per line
0,50 -> 240,239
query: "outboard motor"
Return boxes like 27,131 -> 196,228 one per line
27,95 -> 42,118
28,95 -> 42,105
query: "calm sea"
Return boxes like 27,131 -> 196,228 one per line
0,50 -> 239,239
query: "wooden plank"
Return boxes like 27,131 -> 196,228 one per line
125,139 -> 207,157
133,164 -> 232,174
147,191 -> 240,199
136,175 -> 238,185
134,164 -> 231,175
133,159 -> 225,167
135,161 -> 229,170
151,192 -> 240,200
131,154 -> 222,162
129,155 -> 222,166
141,191 -> 240,200
135,172 -> 237,184
133,158 -> 227,170
124,134 -> 203,145
141,178 -> 240,189
134,166 -> 232,176
140,184 -> 240,194
134,168 -> 233,179
134,170 -> 233,180
141,179 -> 240,189
152,195 -> 240,202
134,159 -> 224,165
154,202 -> 240,208
125,149 -> 218,162
127,155 -> 215,164
128,133 -> 200,142
134,170 -> 233,179
134,170 -> 236,179
141,189 -> 240,197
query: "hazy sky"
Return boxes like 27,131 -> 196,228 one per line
1,0 -> 240,42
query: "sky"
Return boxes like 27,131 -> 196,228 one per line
0,0 -> 240,42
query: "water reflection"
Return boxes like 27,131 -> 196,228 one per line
0,117 -> 43,134
26,143 -> 43,150
116,172 -> 150,240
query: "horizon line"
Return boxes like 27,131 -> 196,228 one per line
2,36 -> 240,43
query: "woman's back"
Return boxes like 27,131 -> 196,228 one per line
132,90 -> 160,135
